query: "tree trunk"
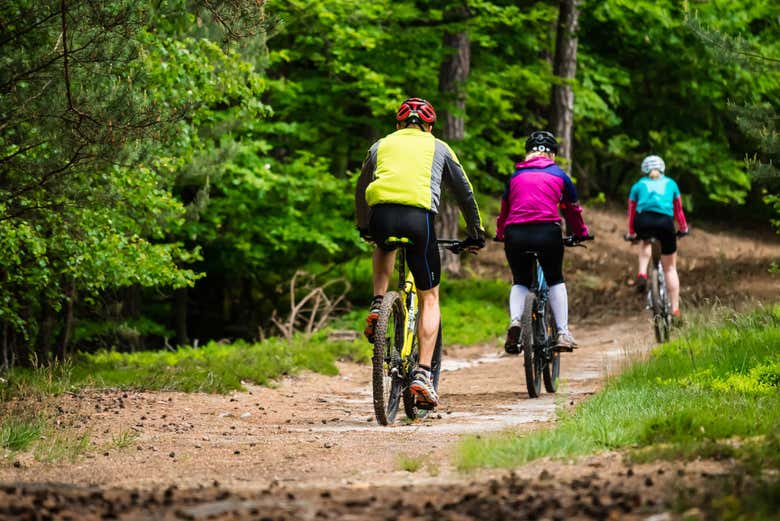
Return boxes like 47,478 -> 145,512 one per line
550,0 -> 580,171
2,323 -> 8,372
38,296 -> 55,365
57,280 -> 76,360
174,287 -> 189,346
437,5 -> 470,276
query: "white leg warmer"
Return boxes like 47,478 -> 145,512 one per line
548,283 -> 569,333
509,284 -> 530,321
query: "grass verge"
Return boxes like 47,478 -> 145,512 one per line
456,304 -> 780,517
2,331 -> 371,398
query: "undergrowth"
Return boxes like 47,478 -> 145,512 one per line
1,331 -> 371,398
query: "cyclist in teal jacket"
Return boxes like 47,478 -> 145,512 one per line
626,155 -> 689,320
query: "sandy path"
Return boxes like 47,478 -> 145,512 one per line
1,315 -> 650,492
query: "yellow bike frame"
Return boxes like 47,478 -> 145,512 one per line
387,235 -> 419,363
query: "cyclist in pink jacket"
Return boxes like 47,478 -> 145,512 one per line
496,131 -> 591,352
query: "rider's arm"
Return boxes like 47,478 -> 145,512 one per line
438,141 -> 484,240
627,183 -> 639,235
671,182 -> 689,232
627,199 -> 638,235
355,143 -> 379,231
560,173 -> 589,238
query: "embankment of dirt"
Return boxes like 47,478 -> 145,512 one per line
0,458 -> 759,521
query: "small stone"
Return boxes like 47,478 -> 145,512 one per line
169,452 -> 176,458
324,442 -> 334,449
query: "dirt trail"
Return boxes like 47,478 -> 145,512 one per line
1,315 -> 650,493
1,207 -> 778,519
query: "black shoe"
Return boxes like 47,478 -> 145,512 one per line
504,319 -> 522,355
636,275 -> 648,294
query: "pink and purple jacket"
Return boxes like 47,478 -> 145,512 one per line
495,157 -> 589,241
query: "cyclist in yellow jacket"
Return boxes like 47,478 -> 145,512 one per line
355,97 -> 485,408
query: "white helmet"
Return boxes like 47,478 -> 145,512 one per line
641,155 -> 665,175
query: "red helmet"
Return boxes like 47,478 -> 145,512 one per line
396,97 -> 436,126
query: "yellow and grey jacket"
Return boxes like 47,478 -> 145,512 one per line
355,128 -> 484,239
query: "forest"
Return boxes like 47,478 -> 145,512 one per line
1,0 -> 778,366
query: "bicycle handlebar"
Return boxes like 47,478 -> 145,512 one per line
563,234 -> 595,247
438,238 -> 487,254
437,239 -> 467,254
492,235 -> 594,247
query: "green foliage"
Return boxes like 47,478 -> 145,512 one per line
456,305 -> 780,470
2,0 -> 779,361
0,0 -> 269,352
440,278 -> 508,346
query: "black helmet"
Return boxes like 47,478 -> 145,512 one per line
525,130 -> 559,154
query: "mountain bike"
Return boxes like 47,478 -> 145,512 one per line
624,233 -> 685,343
371,237 -> 465,426
512,235 -> 593,398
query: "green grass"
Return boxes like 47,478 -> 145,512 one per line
2,331 -> 371,397
456,304 -> 780,470
397,453 -> 423,472
33,431 -> 90,463
0,413 -> 44,452
111,429 -> 140,449
439,278 -> 508,346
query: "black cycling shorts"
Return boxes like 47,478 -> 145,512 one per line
369,204 -> 440,290
504,222 -> 564,287
633,211 -> 676,254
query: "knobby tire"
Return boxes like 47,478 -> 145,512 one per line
650,269 -> 668,343
372,292 -> 404,425
542,298 -> 560,393
522,293 -> 542,398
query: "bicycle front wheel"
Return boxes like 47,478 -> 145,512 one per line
372,291 -> 405,425
522,293 -> 542,398
542,298 -> 560,393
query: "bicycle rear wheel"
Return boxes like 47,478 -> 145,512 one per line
522,293 -> 542,398
542,298 -> 560,393
372,291 -> 405,425
650,270 -> 669,343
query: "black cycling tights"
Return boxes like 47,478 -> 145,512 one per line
369,204 -> 440,291
633,211 -> 677,254
504,222 -> 564,287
